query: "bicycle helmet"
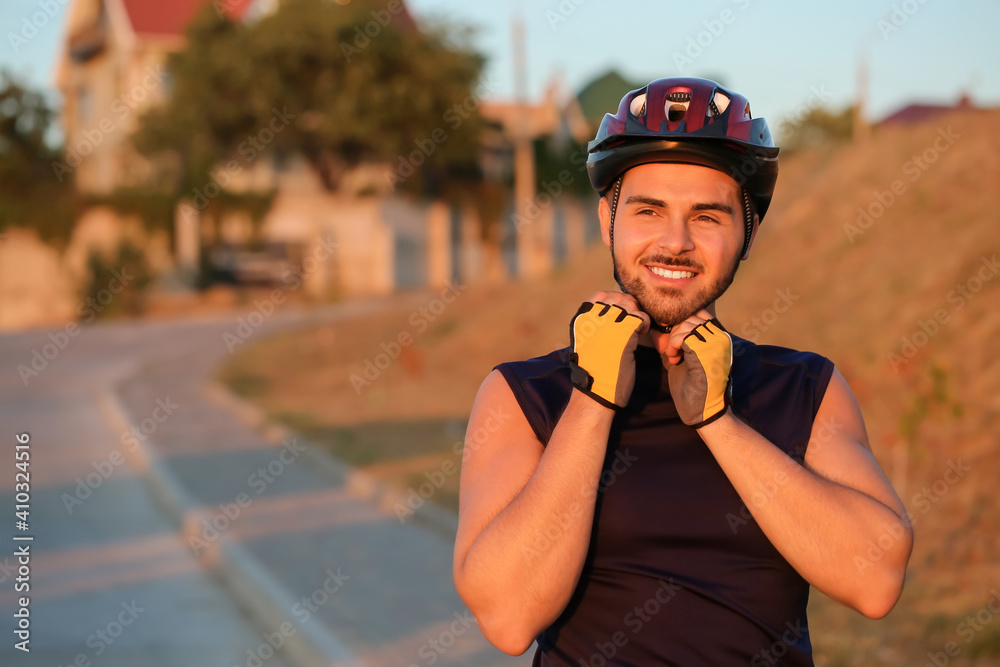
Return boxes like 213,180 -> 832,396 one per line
587,77 -> 779,288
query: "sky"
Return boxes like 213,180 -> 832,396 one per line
2,0 -> 998,132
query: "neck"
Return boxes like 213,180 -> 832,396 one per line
637,302 -> 718,348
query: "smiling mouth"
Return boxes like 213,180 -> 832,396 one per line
644,261 -> 701,281
648,266 -> 695,279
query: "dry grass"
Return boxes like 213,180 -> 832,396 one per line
218,107 -> 1000,666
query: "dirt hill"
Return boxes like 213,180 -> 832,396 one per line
220,107 -> 1000,665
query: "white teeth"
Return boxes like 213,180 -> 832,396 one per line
649,266 -> 694,279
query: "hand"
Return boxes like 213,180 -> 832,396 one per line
651,310 -> 733,428
568,292 -> 650,410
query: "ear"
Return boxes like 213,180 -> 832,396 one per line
740,214 -> 761,261
598,195 -> 612,247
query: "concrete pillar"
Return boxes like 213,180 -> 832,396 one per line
372,221 -> 394,295
564,198 -> 587,261
426,200 -> 452,289
514,137 -> 546,278
459,205 -> 483,286
302,229 -> 328,299
174,200 -> 200,287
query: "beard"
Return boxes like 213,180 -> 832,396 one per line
616,251 -> 741,328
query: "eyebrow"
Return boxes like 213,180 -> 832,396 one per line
624,195 -> 734,216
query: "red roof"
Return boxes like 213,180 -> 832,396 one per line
120,0 -> 254,37
119,0 -> 415,38
880,96 -> 975,126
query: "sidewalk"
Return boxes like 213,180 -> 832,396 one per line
101,301 -> 535,666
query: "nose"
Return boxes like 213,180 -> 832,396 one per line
655,214 -> 695,255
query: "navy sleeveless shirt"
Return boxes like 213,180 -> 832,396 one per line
493,335 -> 835,666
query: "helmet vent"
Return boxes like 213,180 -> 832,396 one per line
711,91 -> 731,116
665,91 -> 691,122
629,93 -> 647,117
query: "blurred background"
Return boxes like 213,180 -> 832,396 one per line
0,0 -> 998,664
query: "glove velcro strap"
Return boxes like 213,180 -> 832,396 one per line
690,377 -> 732,429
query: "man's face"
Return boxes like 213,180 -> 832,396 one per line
599,162 -> 750,328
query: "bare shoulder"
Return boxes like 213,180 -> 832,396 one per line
804,367 -> 906,517
453,369 -> 545,572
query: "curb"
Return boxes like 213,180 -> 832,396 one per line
202,382 -> 462,544
97,388 -> 363,667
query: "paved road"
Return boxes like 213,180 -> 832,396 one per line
0,297 -> 535,666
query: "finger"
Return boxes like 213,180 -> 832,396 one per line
634,310 -> 651,336
589,293 -> 650,331
662,318 -> 705,365
649,326 -> 671,356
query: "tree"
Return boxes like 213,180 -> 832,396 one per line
0,70 -> 75,243
134,0 -> 487,197
779,104 -> 854,153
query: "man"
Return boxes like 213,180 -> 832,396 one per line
452,77 -> 912,665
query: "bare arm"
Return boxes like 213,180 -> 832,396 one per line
696,368 -> 913,618
452,370 -> 615,655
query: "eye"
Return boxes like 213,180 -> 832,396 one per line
635,207 -> 659,217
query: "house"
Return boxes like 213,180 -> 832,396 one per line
879,94 -> 977,126
48,0 -> 594,308
51,0 -> 446,299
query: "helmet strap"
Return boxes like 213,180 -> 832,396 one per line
740,189 -> 754,259
607,176 -> 626,292
609,178 -> 754,289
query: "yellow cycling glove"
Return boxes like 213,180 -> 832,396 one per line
665,318 -> 733,428
569,301 -> 646,409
